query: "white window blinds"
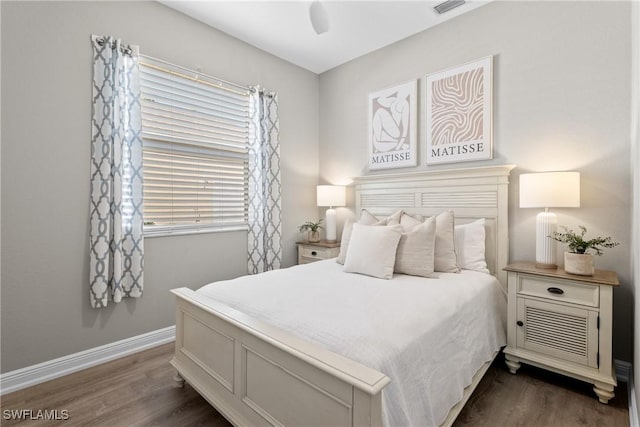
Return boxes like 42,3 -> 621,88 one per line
140,57 -> 250,236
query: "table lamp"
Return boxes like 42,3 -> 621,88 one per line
520,171 -> 580,269
317,185 -> 346,242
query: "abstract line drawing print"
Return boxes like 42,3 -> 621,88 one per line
431,67 -> 484,145
426,56 -> 493,165
372,87 -> 411,152
368,80 -> 417,170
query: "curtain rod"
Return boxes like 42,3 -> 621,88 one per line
93,38 -> 274,98
94,36 -> 134,57
140,54 -> 251,97
251,86 -> 276,98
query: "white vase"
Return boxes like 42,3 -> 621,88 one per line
564,252 -> 594,276
308,230 -> 320,243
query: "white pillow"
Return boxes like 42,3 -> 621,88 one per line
336,218 -> 355,265
394,216 -> 437,277
336,209 -> 403,265
434,210 -> 460,273
343,224 -> 402,279
358,209 -> 382,225
360,208 -> 403,225
398,212 -> 422,231
398,211 -> 460,273
454,218 -> 489,274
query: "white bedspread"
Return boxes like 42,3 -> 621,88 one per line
197,260 -> 506,427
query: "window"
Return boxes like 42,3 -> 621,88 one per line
139,57 -> 250,236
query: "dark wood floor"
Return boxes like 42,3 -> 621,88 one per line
1,343 -> 628,426
454,354 -> 628,427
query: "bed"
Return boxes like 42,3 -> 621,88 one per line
170,164 -> 515,427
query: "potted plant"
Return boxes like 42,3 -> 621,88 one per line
550,225 -> 619,276
298,219 -> 323,243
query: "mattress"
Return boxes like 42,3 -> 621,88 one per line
197,259 -> 507,427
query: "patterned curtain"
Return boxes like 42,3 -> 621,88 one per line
89,36 -> 144,308
248,89 -> 282,274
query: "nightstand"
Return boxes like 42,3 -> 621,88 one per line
297,241 -> 340,265
503,261 -> 619,404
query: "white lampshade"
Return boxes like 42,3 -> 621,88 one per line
520,172 -> 580,208
317,185 -> 346,207
519,171 -> 580,269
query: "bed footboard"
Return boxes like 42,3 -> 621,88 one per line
171,287 -> 390,427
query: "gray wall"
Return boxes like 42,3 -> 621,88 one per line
632,0 -> 640,414
319,1 -> 633,361
1,0 -> 634,373
1,1 -> 319,373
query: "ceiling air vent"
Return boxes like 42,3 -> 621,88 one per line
434,0 -> 466,14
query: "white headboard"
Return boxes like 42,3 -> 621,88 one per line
354,165 -> 515,288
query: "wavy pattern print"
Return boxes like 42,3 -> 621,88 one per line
431,67 -> 484,145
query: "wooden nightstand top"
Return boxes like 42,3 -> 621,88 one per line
505,261 -> 619,287
296,241 -> 341,248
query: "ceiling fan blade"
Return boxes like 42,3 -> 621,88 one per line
309,0 -> 329,35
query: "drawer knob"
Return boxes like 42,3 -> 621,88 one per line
516,321 -> 523,327
311,251 -> 317,256
547,287 -> 564,295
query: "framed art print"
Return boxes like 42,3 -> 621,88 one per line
426,56 -> 493,165
368,79 -> 417,170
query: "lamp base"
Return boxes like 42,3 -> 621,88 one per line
535,211 -> 558,269
325,208 -> 337,242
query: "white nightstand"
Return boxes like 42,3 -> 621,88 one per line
503,261 -> 619,404
297,241 -> 340,265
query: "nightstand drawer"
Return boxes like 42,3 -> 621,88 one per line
517,274 -> 599,307
299,246 -> 334,259
297,242 -> 340,265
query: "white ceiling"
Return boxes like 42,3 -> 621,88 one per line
160,1 -> 491,74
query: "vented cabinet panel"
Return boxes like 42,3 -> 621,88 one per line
516,298 -> 598,368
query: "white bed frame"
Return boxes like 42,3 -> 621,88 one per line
171,164 -> 515,427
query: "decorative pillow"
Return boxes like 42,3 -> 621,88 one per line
336,219 -> 356,265
359,209 -> 382,225
394,216 -> 437,277
360,209 -> 403,225
343,224 -> 402,279
454,218 -> 489,274
433,210 -> 460,273
397,212 -> 422,231
397,211 -> 460,273
336,209 -> 403,265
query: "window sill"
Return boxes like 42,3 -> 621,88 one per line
144,225 -> 248,238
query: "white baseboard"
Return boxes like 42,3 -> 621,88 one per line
0,325 -> 176,395
1,335 -> 637,422
630,368 -> 639,427
616,359 -> 638,427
